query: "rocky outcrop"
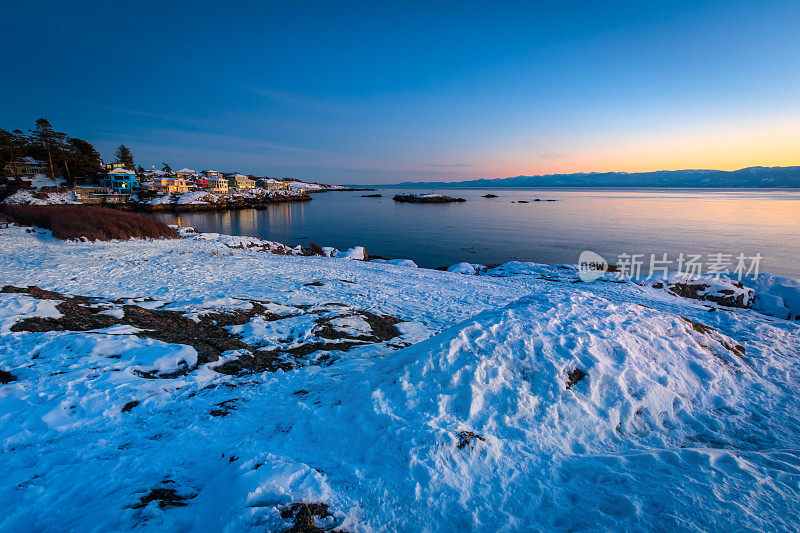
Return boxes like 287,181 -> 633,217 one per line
393,194 -> 466,203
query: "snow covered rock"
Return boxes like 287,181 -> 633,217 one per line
753,274 -> 800,320
447,262 -> 486,275
372,258 -> 418,268
333,246 -> 367,260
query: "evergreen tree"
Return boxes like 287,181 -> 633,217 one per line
114,145 -> 135,169
162,162 -> 173,174
0,128 -> 29,175
29,118 -> 68,179
136,165 -> 145,176
66,138 -> 102,183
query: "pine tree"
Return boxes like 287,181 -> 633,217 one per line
114,145 -> 135,169
136,165 -> 145,176
66,138 -> 102,183
29,118 -> 68,179
162,162 -> 173,174
0,128 -> 29,175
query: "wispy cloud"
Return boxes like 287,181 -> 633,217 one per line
536,152 -> 567,161
243,86 -> 353,113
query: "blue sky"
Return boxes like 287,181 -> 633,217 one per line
2,1 -> 799,183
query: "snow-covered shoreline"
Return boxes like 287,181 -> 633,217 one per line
1,225 -> 799,531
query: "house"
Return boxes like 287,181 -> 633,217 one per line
101,168 -> 139,193
176,168 -> 197,179
102,161 -> 126,172
204,169 -> 223,179
228,173 -> 256,190
209,176 -> 229,194
258,178 -> 291,191
3,157 -> 47,177
142,176 -> 190,194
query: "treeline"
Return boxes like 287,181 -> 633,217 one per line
0,118 -> 136,186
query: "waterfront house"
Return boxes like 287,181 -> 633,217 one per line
176,168 -> 197,179
102,161 -> 126,172
3,157 -> 47,177
258,178 -> 292,191
143,176 -> 190,194
209,176 -> 229,194
229,173 -> 256,190
204,169 -> 223,179
102,168 -> 139,192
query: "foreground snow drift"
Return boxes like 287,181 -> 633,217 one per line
0,226 -> 799,531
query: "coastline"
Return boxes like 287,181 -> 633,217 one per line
0,223 -> 798,530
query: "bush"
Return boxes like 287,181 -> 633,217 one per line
1,205 -> 179,241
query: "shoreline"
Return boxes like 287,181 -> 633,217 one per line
0,224 -> 798,530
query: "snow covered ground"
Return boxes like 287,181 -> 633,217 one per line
1,225 -> 799,531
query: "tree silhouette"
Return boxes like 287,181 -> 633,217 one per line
114,145 -> 134,169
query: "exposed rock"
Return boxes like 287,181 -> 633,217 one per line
131,487 -> 195,509
393,194 -> 466,203
280,502 -> 332,533
0,369 -> 16,384
456,431 -> 486,450
668,281 -> 753,308
565,368 -> 587,389
121,400 -> 140,412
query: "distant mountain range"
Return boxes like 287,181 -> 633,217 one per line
388,166 -> 800,188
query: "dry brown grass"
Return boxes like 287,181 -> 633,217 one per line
2,205 -> 179,241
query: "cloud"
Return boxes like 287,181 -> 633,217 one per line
424,162 -> 473,167
536,152 -> 567,161
243,86 -> 353,113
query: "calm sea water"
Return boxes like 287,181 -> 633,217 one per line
149,188 -> 800,278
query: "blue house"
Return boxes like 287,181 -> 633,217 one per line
102,168 -> 139,193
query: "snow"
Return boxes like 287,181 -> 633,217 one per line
21,173 -> 64,188
0,224 -> 799,531
3,188 -> 79,205
752,274 -> 800,320
333,246 -> 367,260
447,262 -> 487,275
176,191 -> 218,205
108,168 -> 135,175
287,180 -> 349,191
371,258 -> 418,268
147,194 -> 175,205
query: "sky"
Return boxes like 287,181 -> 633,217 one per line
2,0 -> 799,184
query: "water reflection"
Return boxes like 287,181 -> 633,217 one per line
148,188 -> 800,277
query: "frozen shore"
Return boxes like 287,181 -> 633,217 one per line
1,225 -> 799,531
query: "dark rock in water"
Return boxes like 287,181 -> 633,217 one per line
482,193 -> 498,198
0,369 -> 16,384
517,200 -> 529,204
534,198 -> 542,202
393,194 -> 466,203
281,502 -> 332,533
565,368 -> 586,389
456,430 -> 486,450
361,193 -> 382,197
